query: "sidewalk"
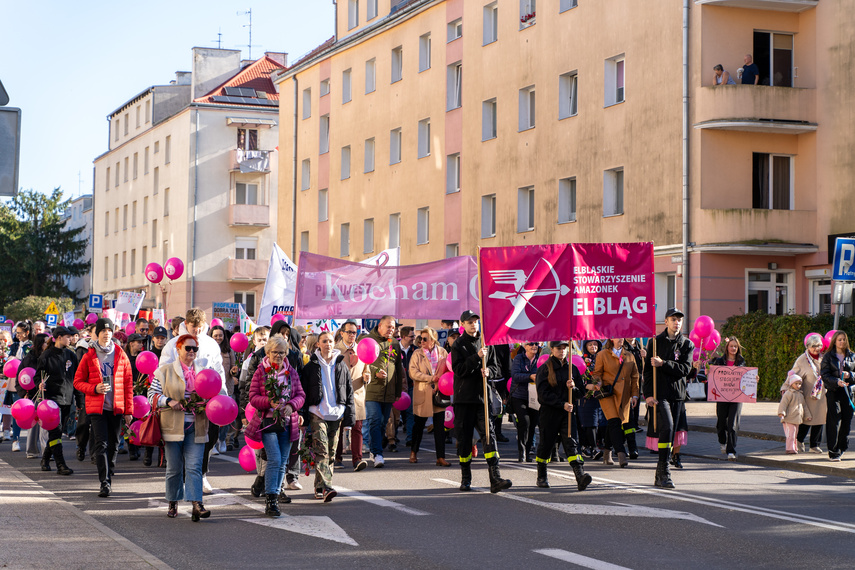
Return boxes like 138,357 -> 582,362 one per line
0,457 -> 170,569
678,401 -> 855,480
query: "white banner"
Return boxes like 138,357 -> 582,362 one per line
62,311 -> 75,326
115,291 -> 145,316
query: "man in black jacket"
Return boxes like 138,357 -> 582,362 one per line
643,308 -> 694,489
451,310 -> 512,493
37,326 -> 78,475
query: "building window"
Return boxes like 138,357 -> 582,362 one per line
747,271 -> 792,315
235,237 -> 258,260
302,88 -> 312,119
341,146 -> 351,180
132,201 -> 137,227
447,18 -> 462,42
391,46 -> 403,83
558,177 -> 577,223
145,100 -> 151,123
300,231 -> 309,253
237,129 -> 258,151
301,159 -> 311,190
559,71 -> 578,119
124,113 -> 129,136
114,254 -> 118,279
348,0 -> 359,30
482,98 -> 497,140
605,55 -> 625,106
417,207 -> 430,245
560,0 -> 577,12
318,189 -> 329,222
151,219 -> 157,246
364,218 -> 375,253
165,135 -> 171,163
752,153 -> 792,210
133,153 -> 139,179
390,128 -> 402,164
154,167 -> 159,194
236,182 -> 259,205
340,223 -> 350,257
365,58 -> 376,93
320,78 -> 330,97
483,2 -> 498,45
163,240 -> 169,265
603,167 -> 624,217
447,62 -> 462,110
389,213 -> 401,248
130,251 -> 136,277
114,208 -> 119,233
364,138 -> 375,172
114,119 -> 119,141
419,33 -> 431,72
754,31 -> 794,87
481,194 -> 497,238
144,147 -> 150,174
446,244 -> 459,258
142,246 -> 147,267
106,167 -> 110,191
143,196 -> 148,223
418,118 -> 431,158
115,162 -> 120,186
320,115 -> 330,154
520,0 -> 536,28
136,106 -> 141,128
446,153 -> 461,194
235,291 -> 257,318
654,273 -> 677,322
104,257 -> 108,280
517,186 -> 535,232
519,85 -> 536,130
163,189 -> 170,215
122,251 -> 127,277
124,157 -> 129,182
104,211 -> 109,236
367,0 -> 378,20
342,68 -> 352,103
154,140 -> 160,154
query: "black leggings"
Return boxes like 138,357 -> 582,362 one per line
411,412 -> 446,459
535,408 -> 580,462
797,424 -> 823,448
510,397 -> 539,457
603,417 -> 626,455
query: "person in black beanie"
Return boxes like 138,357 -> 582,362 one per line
36,326 -> 78,475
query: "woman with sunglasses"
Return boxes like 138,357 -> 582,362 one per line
408,327 -> 450,466
510,341 -> 542,462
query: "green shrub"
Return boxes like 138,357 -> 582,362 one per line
2,296 -> 75,324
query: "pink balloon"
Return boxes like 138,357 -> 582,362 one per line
59,319 -> 65,326
164,257 -> 184,280
537,354 -> 549,367
210,318 -> 224,328
230,332 -> 249,353
446,353 -> 452,371
393,391 -> 411,411
571,355 -> 586,374
206,394 -> 238,426
145,262 -> 164,284
803,332 -> 820,349
132,395 -> 151,419
438,372 -> 454,396
245,436 -> 264,450
37,400 -> 60,430
136,351 -> 159,375
10,398 -> 36,423
270,313 -> 285,325
245,402 -> 257,421
86,313 -> 99,325
689,329 -> 702,347
458,326 -> 465,335
694,315 -> 714,339
356,337 -> 381,364
693,347 -> 702,361
443,407 -> 455,429
238,445 -> 257,471
129,420 -> 143,445
703,329 -> 721,352
824,330 -> 838,351
507,378 -> 512,392
73,318 -> 85,329
17,367 -> 36,390
17,414 -> 37,430
125,322 -> 136,335
194,369 -> 222,400
3,358 -> 20,379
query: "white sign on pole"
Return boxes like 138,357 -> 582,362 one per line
115,291 -> 145,315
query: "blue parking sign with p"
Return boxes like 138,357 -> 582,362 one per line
833,238 -> 855,281
89,294 -> 103,310
46,314 -> 58,327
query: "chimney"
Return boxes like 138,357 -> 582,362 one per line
191,47 -> 242,100
174,71 -> 192,85
265,51 -> 288,67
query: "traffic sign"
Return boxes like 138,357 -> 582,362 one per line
45,314 -> 58,327
88,294 -> 103,310
833,237 -> 855,281
44,302 -> 60,315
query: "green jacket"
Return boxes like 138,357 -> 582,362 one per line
363,328 -> 405,403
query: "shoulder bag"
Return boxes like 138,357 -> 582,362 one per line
138,407 -> 162,447
593,361 -> 622,400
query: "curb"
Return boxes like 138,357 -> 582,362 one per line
682,450 -> 855,480
687,424 -> 786,443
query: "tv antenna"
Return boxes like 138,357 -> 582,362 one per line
212,28 -> 223,49
237,9 -> 260,60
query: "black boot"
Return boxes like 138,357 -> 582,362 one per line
488,463 -> 512,493
626,427 -> 639,460
536,461 -> 550,488
265,493 -> 281,517
671,452 -> 683,469
570,460 -> 592,491
250,475 -> 264,498
41,446 -> 53,472
655,448 -> 675,489
143,447 -> 153,467
459,461 -> 472,491
53,445 -> 74,476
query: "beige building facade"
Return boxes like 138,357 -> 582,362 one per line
277,0 -> 853,326
93,48 -> 285,320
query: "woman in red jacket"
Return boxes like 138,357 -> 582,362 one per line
73,319 -> 134,498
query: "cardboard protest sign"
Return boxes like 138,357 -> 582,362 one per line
707,365 -> 758,403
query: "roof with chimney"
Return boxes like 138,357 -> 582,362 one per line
194,55 -> 286,106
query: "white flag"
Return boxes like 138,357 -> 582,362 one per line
257,243 -> 299,327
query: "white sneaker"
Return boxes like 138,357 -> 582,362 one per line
727,453 -> 737,461
1,430 -> 9,441
287,480 -> 303,491
374,454 -> 385,468
11,441 -> 21,452
211,445 -> 219,456
202,475 -> 213,492
809,447 -> 823,454
720,444 -> 726,454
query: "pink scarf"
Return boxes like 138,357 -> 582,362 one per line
180,361 -> 197,393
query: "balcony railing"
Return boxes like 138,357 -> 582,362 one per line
695,0 -> 817,13
695,85 -> 816,134
227,258 -> 267,281
231,149 -> 271,173
228,204 -> 270,227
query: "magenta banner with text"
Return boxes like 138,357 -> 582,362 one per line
296,252 -> 479,319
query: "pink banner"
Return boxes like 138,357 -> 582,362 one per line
479,243 -> 655,345
296,252 -> 479,319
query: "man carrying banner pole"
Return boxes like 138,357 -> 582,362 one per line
643,308 -> 694,489
451,310 -> 512,493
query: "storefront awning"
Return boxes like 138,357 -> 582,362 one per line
226,117 -> 277,128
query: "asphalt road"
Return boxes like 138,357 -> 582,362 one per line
4,437 -> 854,570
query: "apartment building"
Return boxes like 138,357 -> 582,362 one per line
93,48 -> 285,318
61,194 -> 93,305
277,0 -> 855,325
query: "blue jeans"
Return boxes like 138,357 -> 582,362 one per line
262,429 -> 293,495
10,393 -> 21,441
164,422 -> 205,502
365,401 -> 393,457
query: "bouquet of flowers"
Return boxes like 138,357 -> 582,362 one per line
370,343 -> 397,378
132,373 -> 151,397
178,391 -> 207,415
262,360 -> 292,425
121,420 -> 138,443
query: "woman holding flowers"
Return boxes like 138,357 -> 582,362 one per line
149,334 -> 222,521
249,335 -> 305,515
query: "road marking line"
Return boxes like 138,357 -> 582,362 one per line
534,548 -> 632,570
335,486 -> 431,516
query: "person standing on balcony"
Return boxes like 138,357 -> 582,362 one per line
742,54 -> 760,85
713,64 -> 736,85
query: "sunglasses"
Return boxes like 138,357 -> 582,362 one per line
525,342 -> 540,347
182,345 -> 199,352
420,336 -> 430,341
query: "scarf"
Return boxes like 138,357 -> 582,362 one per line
423,345 -> 439,373
180,361 -> 196,393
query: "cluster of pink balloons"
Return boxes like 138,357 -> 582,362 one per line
144,257 -> 184,284
11,398 -> 37,429
37,400 -> 61,430
804,330 -> 837,351
689,315 -> 720,359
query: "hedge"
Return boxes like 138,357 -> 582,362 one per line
719,311 -> 850,401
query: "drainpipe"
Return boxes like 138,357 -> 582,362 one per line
191,106 -> 199,307
682,0 -> 690,324
292,76 -> 299,260
332,0 -> 338,42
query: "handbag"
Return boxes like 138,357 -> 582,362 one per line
527,382 -> 540,411
244,408 -> 264,442
592,361 -> 622,400
138,407 -> 162,447
432,387 -> 452,408
686,379 -> 706,401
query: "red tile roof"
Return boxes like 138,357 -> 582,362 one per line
194,55 -> 286,104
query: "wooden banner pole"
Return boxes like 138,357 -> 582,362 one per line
476,247 -> 490,447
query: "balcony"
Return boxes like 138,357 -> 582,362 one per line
228,204 -> 269,227
693,208 -> 817,247
227,258 -> 267,281
694,86 -> 816,134
695,0 -> 817,12
231,149 -> 271,173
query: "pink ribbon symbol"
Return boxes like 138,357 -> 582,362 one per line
372,251 -> 390,278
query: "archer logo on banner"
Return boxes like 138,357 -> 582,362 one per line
488,258 -> 571,330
